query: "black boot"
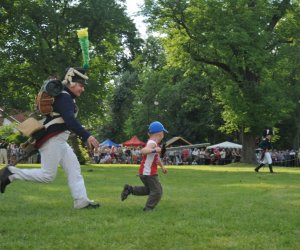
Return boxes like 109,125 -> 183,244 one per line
83,202 -> 101,209
121,184 -> 133,201
268,164 -> 274,173
255,163 -> 264,172
0,166 -> 13,193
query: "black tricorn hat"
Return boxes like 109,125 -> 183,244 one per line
72,67 -> 87,85
64,67 -> 88,85
263,128 -> 273,137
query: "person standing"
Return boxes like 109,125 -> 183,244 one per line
0,67 -> 100,209
0,138 -> 8,165
121,121 -> 168,212
255,128 -> 274,173
192,148 -> 200,164
219,148 -> 226,165
93,147 -> 101,164
199,148 -> 206,165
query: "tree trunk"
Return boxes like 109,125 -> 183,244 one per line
293,128 -> 300,150
240,131 -> 257,163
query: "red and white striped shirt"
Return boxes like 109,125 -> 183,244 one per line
139,140 -> 159,176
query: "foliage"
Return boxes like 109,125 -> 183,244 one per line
77,139 -> 90,165
127,36 -> 226,143
142,0 -> 300,160
0,124 -> 17,139
68,136 -> 90,165
3,0 -> 300,158
5,133 -> 27,144
0,0 -> 142,125
98,71 -> 141,142
0,164 -> 299,249
146,0 -> 300,131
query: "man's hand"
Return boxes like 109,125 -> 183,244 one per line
87,136 -> 99,149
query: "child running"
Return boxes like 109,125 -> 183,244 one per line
121,121 -> 168,212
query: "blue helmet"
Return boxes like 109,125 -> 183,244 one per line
148,121 -> 168,134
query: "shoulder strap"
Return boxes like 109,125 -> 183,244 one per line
49,90 -> 71,117
44,117 -> 65,129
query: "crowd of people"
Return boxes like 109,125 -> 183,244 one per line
92,146 -> 142,164
165,148 -> 241,165
0,140 -> 40,165
90,146 -> 300,167
1,139 -> 300,167
256,149 -> 300,167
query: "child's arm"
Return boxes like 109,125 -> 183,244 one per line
158,157 -> 168,174
141,142 -> 161,155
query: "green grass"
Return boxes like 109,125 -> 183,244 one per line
0,163 -> 299,250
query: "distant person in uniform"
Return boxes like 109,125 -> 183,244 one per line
255,128 -> 274,173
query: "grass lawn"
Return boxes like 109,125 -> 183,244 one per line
0,163 -> 299,250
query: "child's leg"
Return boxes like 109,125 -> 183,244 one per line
144,175 -> 163,210
121,175 -> 149,201
132,175 -> 150,195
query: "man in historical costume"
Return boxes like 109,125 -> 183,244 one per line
0,68 -> 100,209
255,128 -> 274,173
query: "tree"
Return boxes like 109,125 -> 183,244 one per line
0,0 -> 142,160
0,0 -> 142,126
97,70 -> 140,142
126,36 -> 225,143
143,0 -> 300,162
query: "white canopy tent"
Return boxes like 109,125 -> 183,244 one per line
206,141 -> 242,149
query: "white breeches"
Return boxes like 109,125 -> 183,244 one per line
261,151 -> 272,165
0,148 -> 8,164
9,132 -> 90,208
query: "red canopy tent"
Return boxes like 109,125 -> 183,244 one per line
122,135 -> 145,147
